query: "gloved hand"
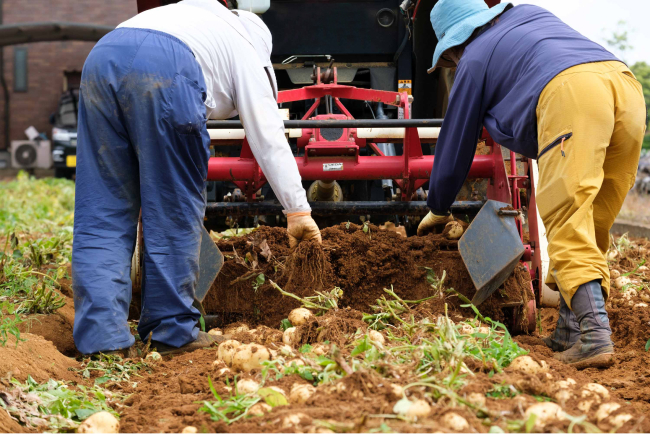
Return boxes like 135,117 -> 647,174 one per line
287,211 -> 322,249
417,211 -> 452,236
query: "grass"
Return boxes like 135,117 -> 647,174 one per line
270,280 -> 343,314
198,377 -> 263,424
1,376 -> 122,432
0,301 -> 25,347
74,353 -> 153,386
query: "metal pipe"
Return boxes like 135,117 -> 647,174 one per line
208,127 -> 440,141
206,119 -> 444,129
205,200 -> 485,217
207,154 -> 494,181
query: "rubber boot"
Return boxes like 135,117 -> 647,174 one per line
554,280 -> 614,369
152,331 -> 226,356
541,296 -> 580,352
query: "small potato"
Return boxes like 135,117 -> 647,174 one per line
231,344 -> 271,372
610,269 -> 621,279
208,328 -> 223,336
283,327 -> 300,346
288,308 -> 314,327
615,276 -> 631,290
282,413 -> 308,428
311,343 -> 330,356
635,302 -> 648,308
578,399 -> 597,413
638,265 -> 649,272
217,340 -> 242,365
445,221 -> 464,240
248,402 -> 272,417
368,330 -> 385,345
225,323 -> 250,335
145,351 -> 161,361
466,392 -> 486,408
596,402 -> 621,423
554,389 -> 573,405
77,411 -> 119,433
215,367 -> 231,377
181,427 -> 198,434
610,413 -> 633,426
606,250 -> 619,261
268,386 -> 287,397
405,399 -> 431,419
459,324 -> 474,335
581,383 -> 610,400
236,378 -> 260,395
441,413 -> 469,431
509,355 -> 544,375
524,402 -> 565,431
290,383 -> 316,404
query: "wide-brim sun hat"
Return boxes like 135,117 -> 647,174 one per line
428,0 -> 511,73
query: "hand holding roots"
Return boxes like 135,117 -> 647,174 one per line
287,212 -> 322,249
417,211 -> 453,236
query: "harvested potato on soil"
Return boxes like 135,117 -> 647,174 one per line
581,383 -> 610,400
508,355 -> 545,374
595,402 -> 621,423
615,276 -> 631,289
368,329 -> 385,344
145,351 -> 161,361
77,411 -> 119,433
441,413 -> 470,431
236,378 -> 260,395
288,308 -> 314,326
283,327 -> 300,346
248,402 -> 271,417
290,383 -> 316,404
610,269 -> 621,279
217,340 -> 241,365
444,221 -> 464,240
524,402 -> 565,430
231,344 -> 271,372
207,328 -> 223,336
181,427 -> 198,434
225,323 -> 249,334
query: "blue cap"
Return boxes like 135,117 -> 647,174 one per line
429,0 -> 511,72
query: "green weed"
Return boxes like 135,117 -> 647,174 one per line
270,280 -> 343,314
0,301 -> 25,347
74,354 -> 153,386
198,376 -> 262,424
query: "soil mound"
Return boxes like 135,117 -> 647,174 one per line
0,333 -> 80,383
204,224 -> 533,331
18,312 -> 76,357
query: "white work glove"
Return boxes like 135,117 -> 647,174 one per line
287,212 -> 322,249
417,211 -> 453,236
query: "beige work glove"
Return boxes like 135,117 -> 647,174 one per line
287,211 -> 322,249
417,211 -> 453,236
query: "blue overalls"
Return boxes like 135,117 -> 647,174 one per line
72,28 -> 210,354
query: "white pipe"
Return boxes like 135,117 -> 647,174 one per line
357,127 -> 440,139
208,128 -> 303,140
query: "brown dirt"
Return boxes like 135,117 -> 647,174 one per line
0,409 -> 29,433
0,333 -> 80,383
205,224 -> 533,331
18,312 -> 77,357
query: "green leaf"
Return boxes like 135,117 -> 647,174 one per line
280,319 -> 292,331
351,336 -> 372,357
525,414 -> 537,433
255,273 -> 265,286
74,408 -> 99,420
257,387 -> 288,407
299,344 -> 313,354
645,338 -> 650,352
489,426 -> 506,433
199,316 -> 206,332
94,376 -> 110,385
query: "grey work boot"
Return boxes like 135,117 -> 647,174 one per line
152,331 -> 225,356
541,295 -> 580,352
554,280 -> 614,369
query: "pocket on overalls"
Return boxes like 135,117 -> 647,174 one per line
163,74 -> 207,137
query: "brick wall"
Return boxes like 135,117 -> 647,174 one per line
0,0 -> 138,148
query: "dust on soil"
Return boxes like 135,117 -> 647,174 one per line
205,224 -> 533,332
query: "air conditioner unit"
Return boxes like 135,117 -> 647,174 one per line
11,140 -> 52,169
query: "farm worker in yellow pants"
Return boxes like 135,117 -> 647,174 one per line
417,0 -> 646,369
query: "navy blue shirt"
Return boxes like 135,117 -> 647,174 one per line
427,4 -> 619,215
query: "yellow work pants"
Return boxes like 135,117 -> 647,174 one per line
536,61 -> 646,309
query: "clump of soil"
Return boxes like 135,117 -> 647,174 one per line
0,333 -> 80,383
296,307 -> 367,346
204,224 -> 533,331
18,313 -> 76,357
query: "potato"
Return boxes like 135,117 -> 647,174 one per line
236,378 -> 260,395
288,308 -> 314,326
466,392 -> 486,408
283,327 -> 300,346
509,355 -> 544,375
282,413 -> 308,428
312,343 -> 330,356
596,402 -> 621,423
208,328 -> 223,336
606,250 -> 619,261
635,302 -> 648,308
578,399 -> 597,412
77,411 -> 119,433
459,324 -> 474,335
554,389 -> 573,405
290,383 -> 316,404
215,367 -> 231,377
638,265 -> 649,272
524,402 -> 565,431
145,351 -> 161,361
248,402 -> 271,417
368,330 -> 385,345
268,386 -> 287,397
581,383 -> 610,400
476,326 -> 491,335
610,413 -> 633,426
225,323 -> 249,335
615,276 -> 631,290
441,413 -> 469,431
181,427 -> 198,434
610,269 -> 621,279
217,340 -> 242,365
388,384 -> 404,399
231,344 -> 271,372
405,399 -> 431,419
445,221 -> 464,240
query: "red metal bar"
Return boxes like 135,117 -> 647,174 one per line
207,155 -> 494,182
277,84 -> 403,106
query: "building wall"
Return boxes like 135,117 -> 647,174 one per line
0,0 -> 138,149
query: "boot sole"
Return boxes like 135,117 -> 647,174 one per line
566,352 -> 614,370
153,334 -> 229,356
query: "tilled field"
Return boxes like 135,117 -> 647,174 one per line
1,223 -> 650,433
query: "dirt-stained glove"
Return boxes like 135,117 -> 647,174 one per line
417,211 -> 453,236
287,212 -> 322,249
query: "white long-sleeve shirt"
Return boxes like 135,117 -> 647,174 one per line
117,0 -> 310,214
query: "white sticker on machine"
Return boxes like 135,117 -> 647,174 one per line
323,163 -> 343,171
